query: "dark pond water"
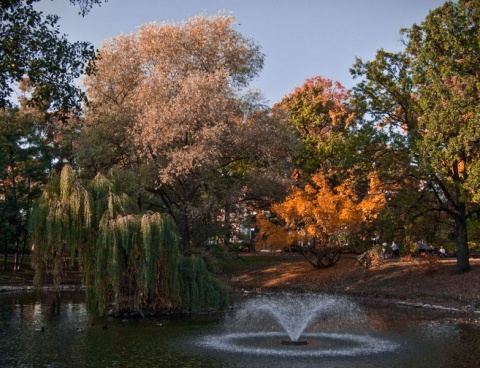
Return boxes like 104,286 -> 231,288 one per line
1,291 -> 480,368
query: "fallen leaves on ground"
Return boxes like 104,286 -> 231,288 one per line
229,254 -> 480,312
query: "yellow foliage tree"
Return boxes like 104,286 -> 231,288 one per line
253,213 -> 294,251
271,171 -> 385,250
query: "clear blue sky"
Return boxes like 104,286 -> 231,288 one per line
37,0 -> 446,105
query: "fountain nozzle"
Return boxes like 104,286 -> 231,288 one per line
281,339 -> 308,346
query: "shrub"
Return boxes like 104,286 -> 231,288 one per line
357,245 -> 383,269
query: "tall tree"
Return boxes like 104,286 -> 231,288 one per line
0,107 -> 52,269
0,0 -> 106,265
274,76 -> 357,176
351,0 -> 480,273
273,75 -> 387,198
406,0 -> 480,273
83,15 -> 296,253
272,76 -> 389,252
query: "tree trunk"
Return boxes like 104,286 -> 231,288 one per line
223,205 -> 231,246
19,230 -> 28,269
14,243 -> 19,271
455,208 -> 470,274
3,240 -> 7,270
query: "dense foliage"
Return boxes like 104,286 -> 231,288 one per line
0,105 -> 74,268
273,171 -> 385,248
30,166 -> 228,315
351,0 -> 480,273
82,15 -> 297,253
0,0 -> 102,267
0,0 -> 98,112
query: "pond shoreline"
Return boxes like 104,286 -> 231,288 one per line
0,284 -> 85,293
2,254 -> 480,317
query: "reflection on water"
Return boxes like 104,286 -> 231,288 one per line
0,291 -> 226,368
1,291 -> 480,367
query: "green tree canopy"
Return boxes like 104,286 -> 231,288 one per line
351,0 -> 480,273
0,0 -> 98,111
0,107 -> 56,267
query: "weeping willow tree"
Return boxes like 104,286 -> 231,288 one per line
176,255 -> 229,312
92,212 -> 179,314
30,165 -> 92,285
30,165 -> 228,315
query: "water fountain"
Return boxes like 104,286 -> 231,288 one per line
2,291 -> 478,367
198,293 -> 399,357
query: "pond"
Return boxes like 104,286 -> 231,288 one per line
1,291 -> 479,368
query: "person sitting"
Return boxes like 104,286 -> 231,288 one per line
439,245 -> 447,257
427,244 -> 438,255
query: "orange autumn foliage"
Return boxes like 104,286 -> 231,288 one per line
253,214 -> 294,251
264,171 -> 385,247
